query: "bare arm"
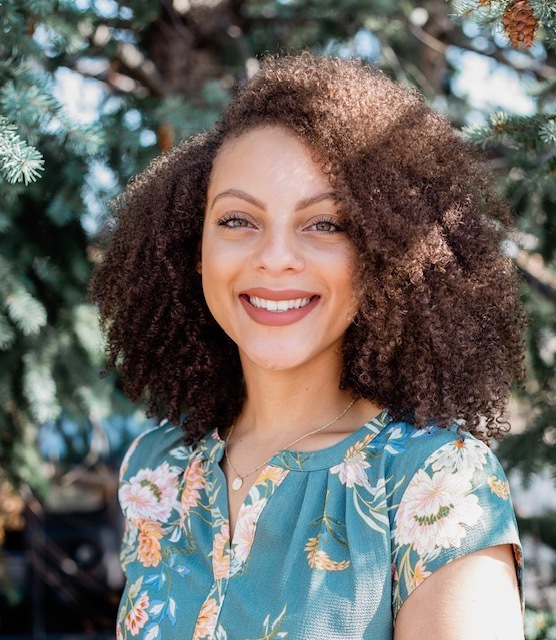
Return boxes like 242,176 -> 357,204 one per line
394,544 -> 523,640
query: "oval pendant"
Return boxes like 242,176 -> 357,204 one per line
232,477 -> 243,491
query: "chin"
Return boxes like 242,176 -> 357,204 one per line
253,357 -> 305,371
240,347 -> 312,372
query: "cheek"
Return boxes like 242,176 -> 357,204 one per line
200,259 -> 220,308
200,244 -> 234,324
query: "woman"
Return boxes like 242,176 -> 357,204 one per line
90,54 -> 525,639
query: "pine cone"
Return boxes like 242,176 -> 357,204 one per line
502,0 -> 539,48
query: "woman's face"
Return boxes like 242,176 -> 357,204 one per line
201,126 -> 358,374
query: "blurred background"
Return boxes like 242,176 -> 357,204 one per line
0,0 -> 555,637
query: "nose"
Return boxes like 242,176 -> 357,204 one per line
251,225 -> 305,274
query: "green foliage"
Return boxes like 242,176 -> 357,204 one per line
525,609 -> 556,640
465,112 -> 555,152
0,0 -> 137,491
452,0 -> 556,619
0,117 -> 44,185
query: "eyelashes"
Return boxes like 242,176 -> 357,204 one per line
215,213 -> 345,234
216,213 -> 252,228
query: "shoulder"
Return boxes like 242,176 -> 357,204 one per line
369,419 -> 522,617
371,419 -> 517,536
119,420 -> 197,483
369,418 -> 506,489
117,421 -> 207,525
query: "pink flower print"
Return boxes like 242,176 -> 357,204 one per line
410,558 -> 432,589
136,519 -> 165,568
211,522 -> 230,580
119,461 -> 179,522
305,537 -> 350,571
256,466 -> 289,486
394,468 -> 482,557
116,625 -> 124,640
391,562 -> 399,583
180,454 -> 206,519
125,594 -> 150,636
192,597 -> 219,640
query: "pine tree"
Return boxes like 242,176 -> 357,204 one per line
446,2 -> 556,617
0,0 -> 132,491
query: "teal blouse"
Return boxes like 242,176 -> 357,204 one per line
116,410 -> 522,640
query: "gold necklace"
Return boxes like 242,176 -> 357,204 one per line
224,399 -> 355,491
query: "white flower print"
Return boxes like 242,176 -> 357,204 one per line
426,437 -> 487,474
394,468 -> 482,557
231,499 -> 266,569
330,451 -> 370,488
119,461 -> 179,522
330,433 -> 374,488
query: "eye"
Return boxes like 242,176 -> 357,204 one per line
216,213 -> 254,229
307,217 -> 344,234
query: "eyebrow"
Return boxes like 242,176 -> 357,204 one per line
210,189 -> 263,210
209,188 -> 336,211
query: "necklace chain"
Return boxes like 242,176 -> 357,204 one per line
224,399 -> 355,491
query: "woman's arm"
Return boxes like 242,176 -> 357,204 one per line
394,544 -> 523,640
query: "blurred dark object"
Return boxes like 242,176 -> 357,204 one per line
0,468 -> 124,636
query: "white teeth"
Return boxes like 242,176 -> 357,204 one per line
248,296 -> 312,312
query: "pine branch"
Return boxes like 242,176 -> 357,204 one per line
519,265 -> 556,301
22,350 -> 61,424
464,112 -> 556,151
412,21 -> 556,81
0,116 -> 44,185
114,42 -> 169,98
0,256 -> 47,336
0,80 -> 61,145
516,250 -> 556,302
0,313 -> 16,351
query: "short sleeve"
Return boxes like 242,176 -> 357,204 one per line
117,422 -> 193,569
389,433 -> 523,618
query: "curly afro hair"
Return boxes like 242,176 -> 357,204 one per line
89,53 -> 525,444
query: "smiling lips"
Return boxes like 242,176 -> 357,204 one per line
249,295 -> 312,312
240,289 -> 320,326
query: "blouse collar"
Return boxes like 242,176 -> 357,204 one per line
195,409 -> 393,472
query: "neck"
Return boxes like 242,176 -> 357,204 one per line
232,352 -> 375,442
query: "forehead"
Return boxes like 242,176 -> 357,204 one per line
208,126 -> 331,194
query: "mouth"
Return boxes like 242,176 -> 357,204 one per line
239,289 -> 320,326
243,295 -> 317,313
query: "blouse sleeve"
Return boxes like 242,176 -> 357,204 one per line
389,432 -> 523,618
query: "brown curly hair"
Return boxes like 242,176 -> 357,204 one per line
89,53 -> 525,443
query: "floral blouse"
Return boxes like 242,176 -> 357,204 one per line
117,410 -> 522,640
